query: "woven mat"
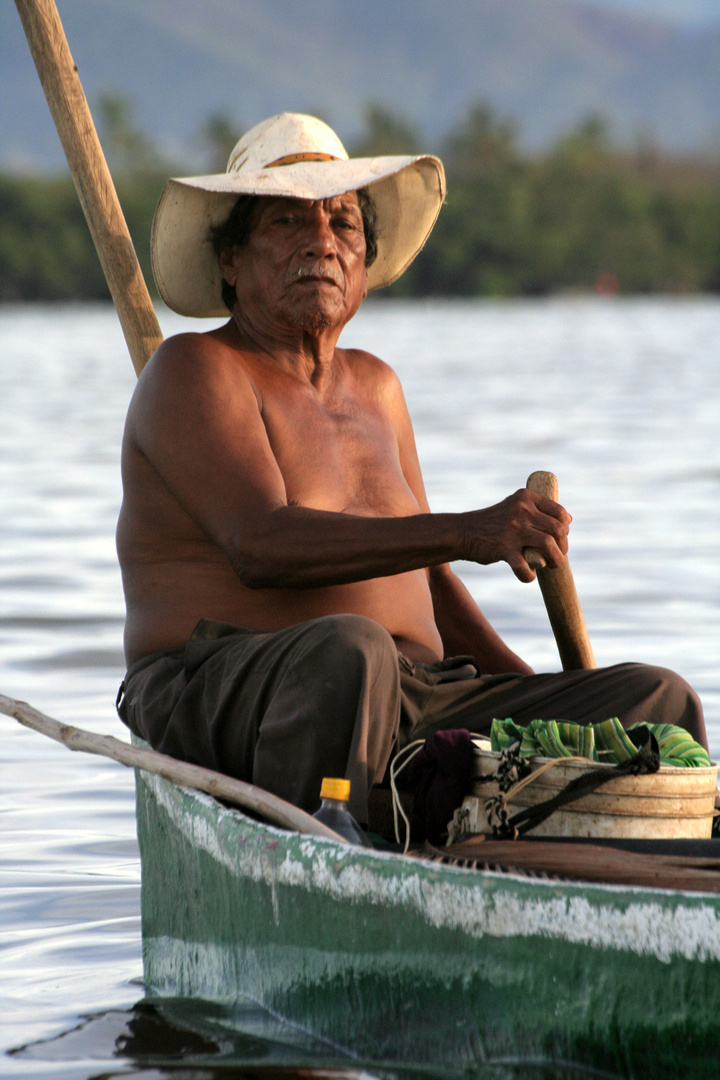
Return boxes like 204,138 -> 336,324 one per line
418,836 -> 720,893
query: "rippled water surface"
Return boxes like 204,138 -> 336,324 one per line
1,297 -> 718,1077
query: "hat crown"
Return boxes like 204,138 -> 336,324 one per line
226,112 -> 349,176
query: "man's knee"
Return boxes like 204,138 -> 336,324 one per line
306,613 -> 397,679
295,615 -> 401,753
620,661 -> 699,704
639,662 -> 703,719
253,615 -> 400,812
610,662 -> 705,740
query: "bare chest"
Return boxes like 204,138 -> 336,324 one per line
261,388 -> 417,515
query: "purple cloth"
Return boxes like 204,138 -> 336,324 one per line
404,728 -> 475,842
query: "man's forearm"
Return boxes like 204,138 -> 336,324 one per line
230,504 -> 464,589
228,487 -> 569,590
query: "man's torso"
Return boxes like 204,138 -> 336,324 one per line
117,325 -> 443,667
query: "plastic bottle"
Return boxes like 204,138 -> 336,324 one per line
312,777 -> 373,847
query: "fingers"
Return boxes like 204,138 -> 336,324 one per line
532,491 -> 572,541
525,521 -> 569,566
462,488 -> 572,578
509,554 -> 537,584
523,490 -> 571,563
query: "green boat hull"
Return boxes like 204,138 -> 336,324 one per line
135,769 -> 720,1076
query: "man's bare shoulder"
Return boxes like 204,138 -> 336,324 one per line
338,346 -> 404,391
338,346 -> 409,415
129,326 -> 258,416
138,324 -> 246,383
122,328 -> 265,472
338,345 -> 395,375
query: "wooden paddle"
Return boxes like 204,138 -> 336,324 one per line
14,0 -> 163,376
524,471 -> 596,670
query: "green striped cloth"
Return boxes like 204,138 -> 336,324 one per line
490,717 -> 711,768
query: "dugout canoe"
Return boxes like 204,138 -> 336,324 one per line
135,766 -> 720,1078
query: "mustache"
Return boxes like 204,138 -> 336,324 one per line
285,263 -> 343,287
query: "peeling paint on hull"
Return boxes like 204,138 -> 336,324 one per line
136,769 -> 720,1075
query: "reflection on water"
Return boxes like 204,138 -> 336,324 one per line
12,998 -> 370,1077
0,298 -> 718,1078
10,998 -> 627,1079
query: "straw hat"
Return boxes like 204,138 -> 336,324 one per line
151,112 -> 446,317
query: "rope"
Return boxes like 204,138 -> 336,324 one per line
389,740 -> 426,853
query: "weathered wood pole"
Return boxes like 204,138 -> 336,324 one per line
0,691 -> 345,841
15,0 -> 163,375
524,470 -> 597,670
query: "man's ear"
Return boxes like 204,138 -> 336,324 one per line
218,247 -> 238,286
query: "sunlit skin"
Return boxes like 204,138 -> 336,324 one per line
116,190 -> 571,670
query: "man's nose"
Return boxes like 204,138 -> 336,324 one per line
303,209 -> 336,257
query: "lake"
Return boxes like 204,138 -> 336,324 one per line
1,296 -> 718,1078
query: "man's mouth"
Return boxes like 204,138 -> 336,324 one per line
287,266 -> 342,288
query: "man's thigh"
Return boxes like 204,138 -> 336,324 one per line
119,618 -> 346,775
119,614 -> 401,800
399,661 -> 702,747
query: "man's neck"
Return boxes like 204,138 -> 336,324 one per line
221,311 -> 343,383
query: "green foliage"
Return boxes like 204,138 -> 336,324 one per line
0,94 -> 167,303
2,98 -> 719,302
0,171 -> 165,303
0,175 -> 106,301
97,93 -> 163,178
390,106 -> 720,298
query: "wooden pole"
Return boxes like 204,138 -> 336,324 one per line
14,0 -> 163,375
0,691 -> 346,842
524,471 -> 596,670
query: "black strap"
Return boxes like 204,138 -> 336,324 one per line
490,726 -> 660,840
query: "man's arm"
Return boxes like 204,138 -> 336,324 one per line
130,335 -> 569,589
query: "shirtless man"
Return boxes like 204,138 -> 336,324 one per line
116,113 -> 706,822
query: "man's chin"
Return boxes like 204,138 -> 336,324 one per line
287,301 -> 343,332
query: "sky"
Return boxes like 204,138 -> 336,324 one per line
573,0 -> 720,27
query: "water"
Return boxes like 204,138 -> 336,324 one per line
0,297 -> 718,1077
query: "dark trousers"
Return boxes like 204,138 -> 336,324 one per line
117,614 -> 705,822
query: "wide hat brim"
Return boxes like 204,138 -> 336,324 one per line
151,154 -> 446,318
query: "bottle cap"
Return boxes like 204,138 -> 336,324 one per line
320,777 -> 350,801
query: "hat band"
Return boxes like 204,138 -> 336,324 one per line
266,152 -> 342,167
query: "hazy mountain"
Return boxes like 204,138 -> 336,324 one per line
3,0 -> 720,173
571,0 -> 720,28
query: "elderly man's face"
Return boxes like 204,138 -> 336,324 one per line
220,192 -> 368,336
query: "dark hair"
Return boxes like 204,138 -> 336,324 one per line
357,187 -> 378,268
209,188 -> 379,312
